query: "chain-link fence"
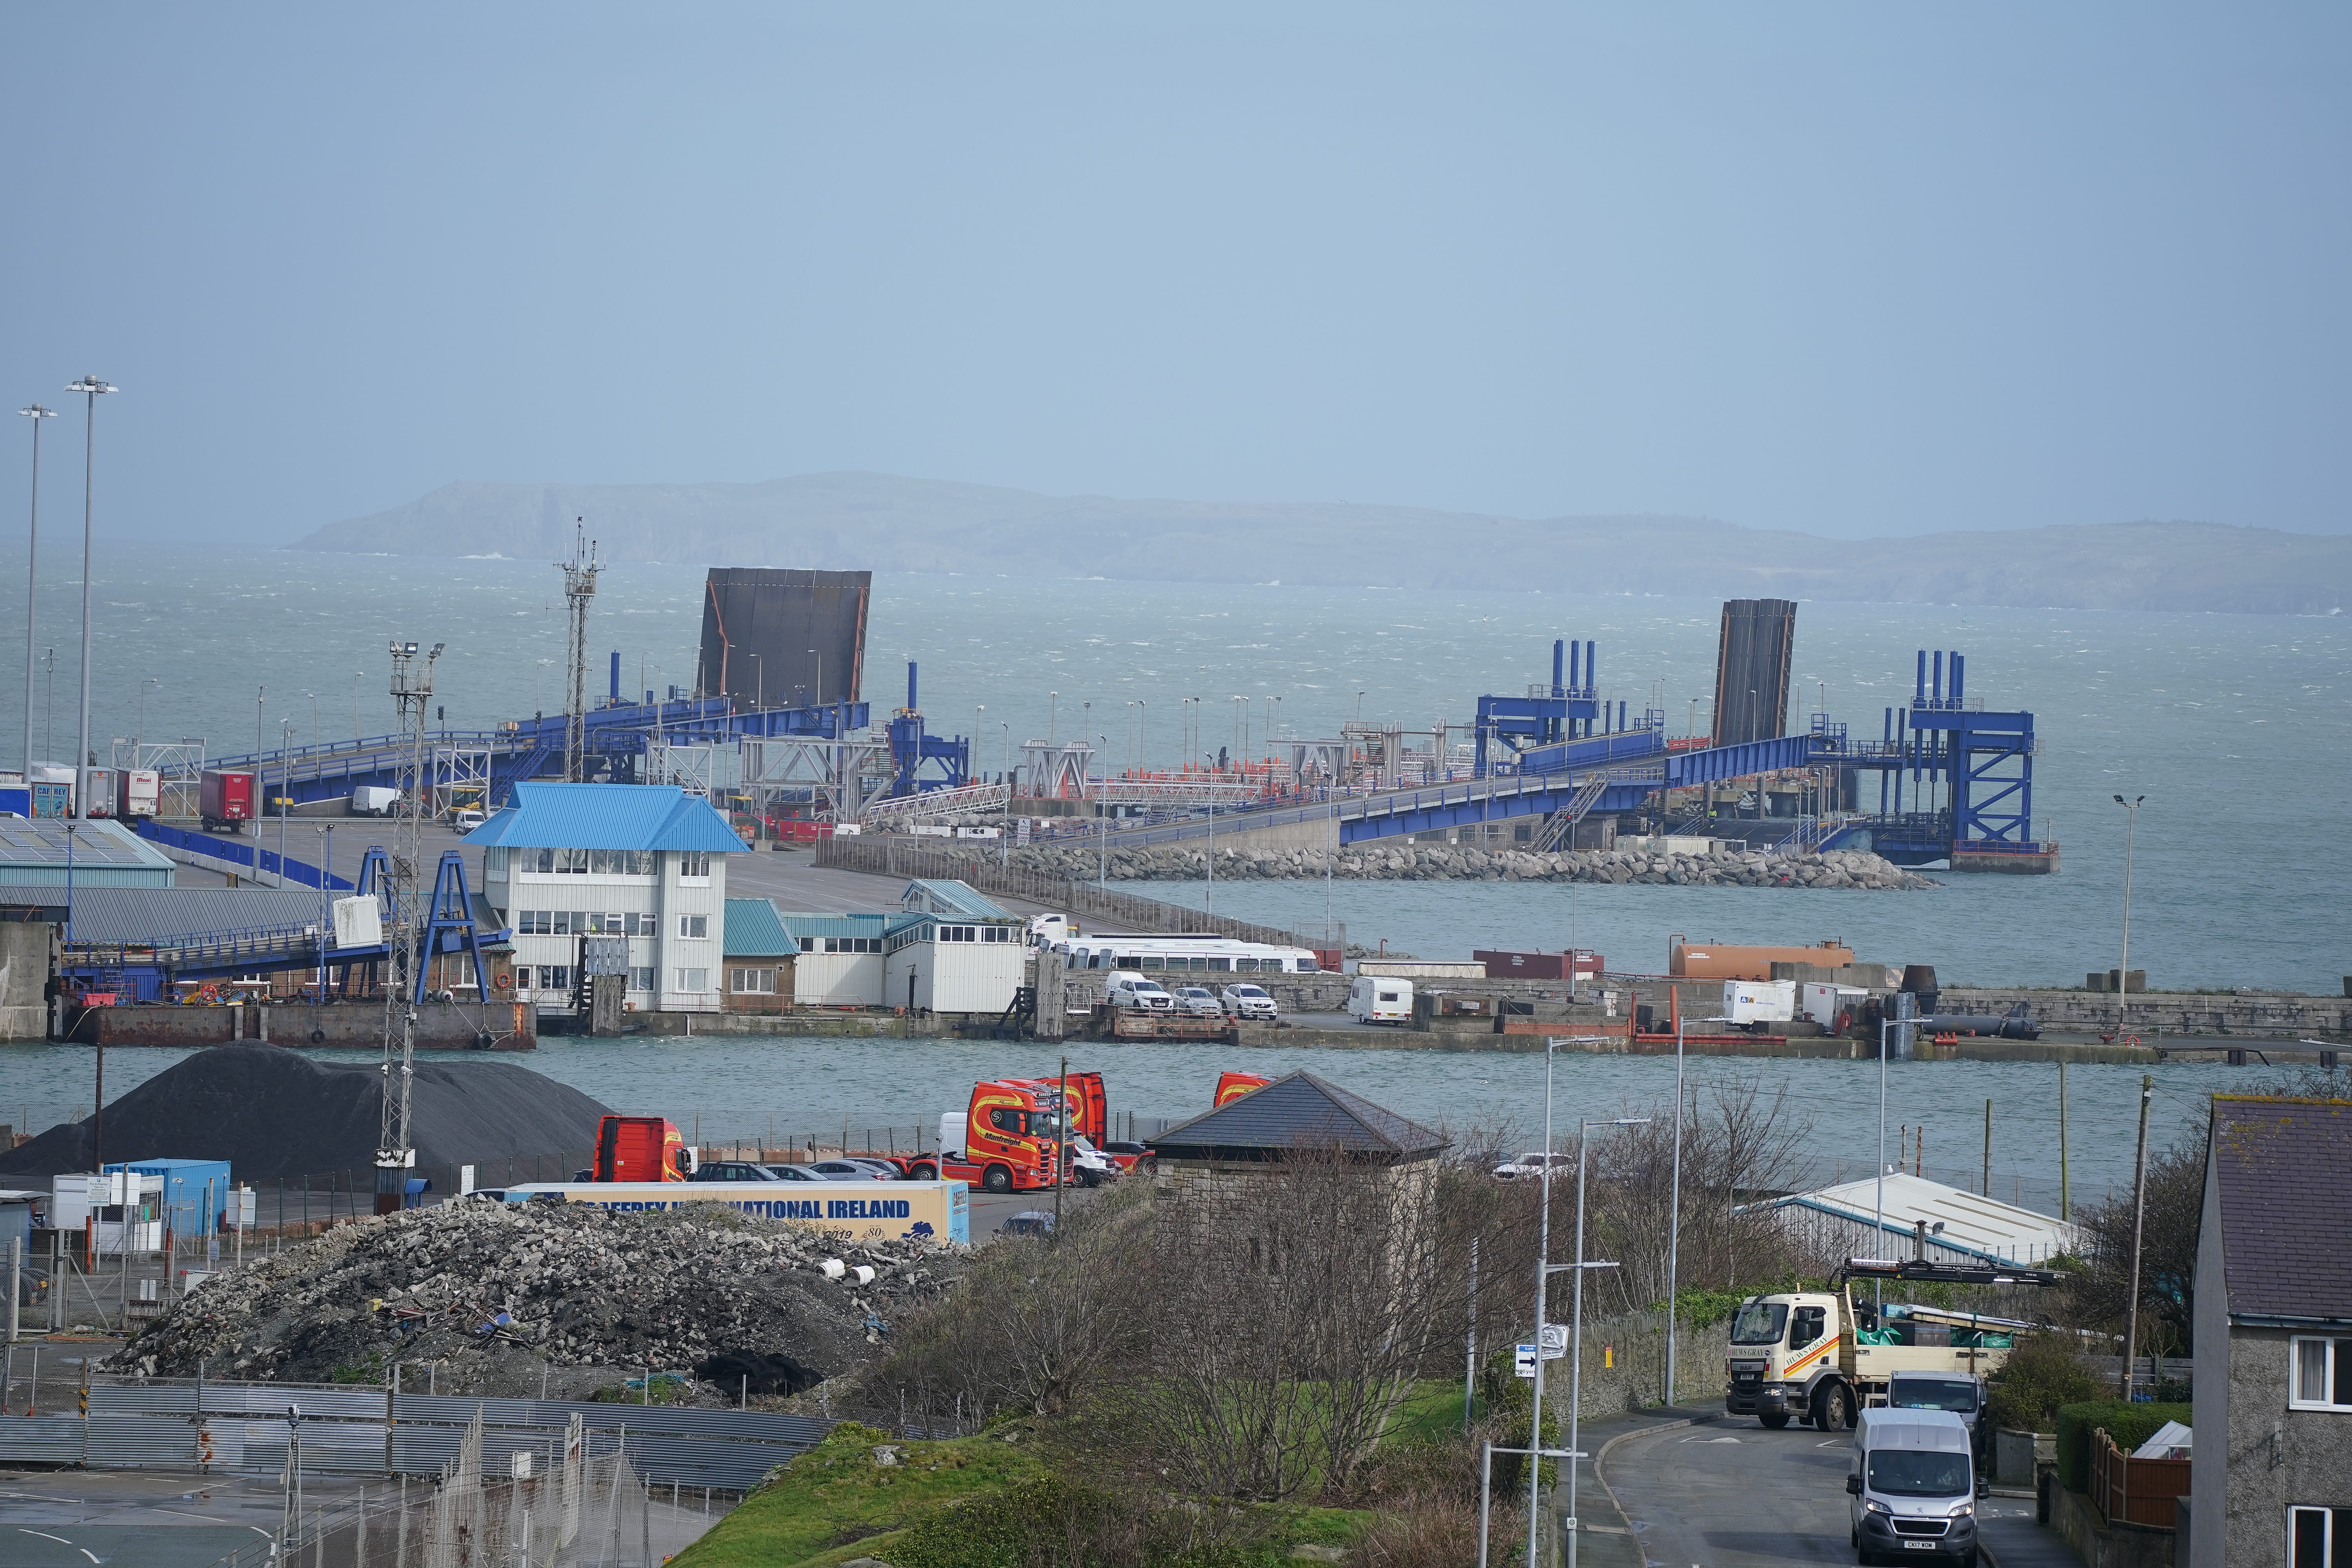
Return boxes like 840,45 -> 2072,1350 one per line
206,1410 -> 727,1568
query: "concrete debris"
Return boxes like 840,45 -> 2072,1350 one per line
1004,842 -> 1937,890
105,1197 -> 963,1398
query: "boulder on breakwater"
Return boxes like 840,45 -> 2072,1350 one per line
1004,841 -> 1936,890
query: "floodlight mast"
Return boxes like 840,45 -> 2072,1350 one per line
558,522 -> 601,782
375,637 -> 441,1214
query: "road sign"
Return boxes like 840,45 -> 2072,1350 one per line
1514,1345 -> 1537,1379
1540,1323 -> 1568,1359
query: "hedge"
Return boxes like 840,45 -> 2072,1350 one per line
2054,1401 -> 2193,1494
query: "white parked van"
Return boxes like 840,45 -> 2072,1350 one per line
1347,975 -> 1413,1025
1846,1408 -> 1979,1566
1106,972 -> 1174,1012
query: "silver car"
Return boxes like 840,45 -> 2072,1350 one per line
1172,985 -> 1225,1018
1220,983 -> 1278,1021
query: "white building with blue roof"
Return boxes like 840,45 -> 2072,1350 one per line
466,782 -> 746,1014
777,878 -> 1024,1015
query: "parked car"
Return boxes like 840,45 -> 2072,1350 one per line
1100,1139 -> 1156,1174
806,1159 -> 896,1181
691,1160 -> 784,1182
1069,1137 -> 1123,1187
1172,985 -> 1224,1018
1001,1211 -> 1056,1238
1107,973 -> 1174,1011
1491,1151 -> 1575,1181
1219,983 -> 1278,1021
451,806 -> 487,830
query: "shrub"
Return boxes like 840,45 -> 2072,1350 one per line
887,1475 -> 1281,1568
2053,1401 -> 2192,1493
1985,1332 -> 2102,1431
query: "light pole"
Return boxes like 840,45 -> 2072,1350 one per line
807,650 -> 822,708
2112,794 -> 2144,1035
16,403 -> 56,775
353,672 -> 365,737
302,690 -> 318,748
137,678 -> 158,754
280,720 -> 296,876
315,825 -> 333,1002
256,687 -> 266,764
1097,734 -> 1109,888
749,653 -> 762,711
1562,1105 -> 1656,1568
975,705 -> 985,785
65,376 -> 116,817
1137,699 -> 1147,775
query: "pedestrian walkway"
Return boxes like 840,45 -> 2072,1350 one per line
1979,1505 -> 2084,1568
1564,1402 -> 1725,1567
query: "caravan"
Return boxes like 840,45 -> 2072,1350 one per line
1347,975 -> 1413,1025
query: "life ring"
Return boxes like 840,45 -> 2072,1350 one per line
310,1029 -> 327,1044
494,972 -> 513,993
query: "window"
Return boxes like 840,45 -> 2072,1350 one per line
2290,1507 -> 2352,1568
731,967 -> 774,994
485,847 -> 509,876
512,966 -> 533,989
630,911 -> 659,935
587,849 -> 652,875
627,965 -> 655,993
1790,1305 -> 1828,1350
517,910 -> 552,935
527,848 -> 592,874
1233,957 -> 1257,973
1729,1302 -> 1788,1346
676,851 -> 711,880
2292,1337 -> 2352,1410
677,914 -> 708,939
1208,956 -> 1230,971
673,967 -> 709,992
540,965 -> 572,991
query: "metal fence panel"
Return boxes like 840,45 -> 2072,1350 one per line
82,1415 -> 198,1468
0,1417 -> 85,1465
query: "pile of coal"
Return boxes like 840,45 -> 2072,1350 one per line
0,1044 -> 612,1183
107,1197 -> 960,1398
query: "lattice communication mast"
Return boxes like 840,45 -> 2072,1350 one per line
558,521 -> 601,782
375,637 -> 441,1216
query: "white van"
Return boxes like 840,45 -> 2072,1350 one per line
1347,976 -> 1413,1025
1106,972 -> 1174,1012
1846,1408 -> 1979,1566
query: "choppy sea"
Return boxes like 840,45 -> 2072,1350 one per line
0,543 -> 2343,1188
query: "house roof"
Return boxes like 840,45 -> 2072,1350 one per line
723,898 -> 797,958
1149,1071 -> 1445,1162
463,782 -> 746,853
2210,1095 -> 2352,1325
774,911 -> 913,946
1766,1172 -> 2081,1267
0,818 -> 177,882
901,879 -> 1011,919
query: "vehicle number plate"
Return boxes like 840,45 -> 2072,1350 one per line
1903,1542 -> 1939,1551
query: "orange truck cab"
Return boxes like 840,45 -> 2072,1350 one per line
592,1115 -> 698,1182
922,1079 -> 1073,1194
1215,1071 -> 1272,1106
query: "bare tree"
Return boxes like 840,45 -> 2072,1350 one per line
2070,1129 -> 2206,1356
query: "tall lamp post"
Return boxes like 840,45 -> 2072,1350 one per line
1557,1111 -> 1648,1568
64,377 -> 116,817
1661,1010 -> 1731,1406
1523,1030 -> 1642,1568
2112,794 -> 2144,1035
16,403 -> 56,775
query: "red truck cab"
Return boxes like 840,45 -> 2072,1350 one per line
914,1080 -> 1074,1194
592,1115 -> 697,1181
1215,1071 -> 1272,1106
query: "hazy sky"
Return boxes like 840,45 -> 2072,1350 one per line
4,4 -> 2347,543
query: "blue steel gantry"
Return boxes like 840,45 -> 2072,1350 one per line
885,661 -> 973,799
1837,650 -> 2052,869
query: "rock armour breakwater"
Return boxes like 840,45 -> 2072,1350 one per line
1005,842 -> 1936,890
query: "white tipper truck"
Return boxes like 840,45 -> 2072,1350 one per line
1724,1254 -> 2063,1432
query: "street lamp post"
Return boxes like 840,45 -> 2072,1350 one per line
302,690 -> 318,748
749,654 -> 762,711
65,377 -> 116,817
16,403 -> 56,775
1556,1109 -> 1648,1568
2112,795 -> 2144,1034
256,687 -> 266,763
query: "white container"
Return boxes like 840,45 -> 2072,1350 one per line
1722,979 -> 1797,1027
1801,982 -> 1868,1029
116,769 -> 161,819
332,895 -> 385,948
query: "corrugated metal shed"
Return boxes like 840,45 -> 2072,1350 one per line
0,818 -> 176,887
464,782 -> 747,853
1763,1171 -> 2080,1268
723,897 -> 796,957
1150,1071 -> 1445,1163
901,878 -> 1011,918
54,887 -> 327,942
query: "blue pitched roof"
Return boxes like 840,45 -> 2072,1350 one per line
724,898 -> 797,958
464,783 -> 746,853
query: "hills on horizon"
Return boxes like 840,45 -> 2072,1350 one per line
291,472 -> 2350,615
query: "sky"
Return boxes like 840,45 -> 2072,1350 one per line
2,4 -> 2348,544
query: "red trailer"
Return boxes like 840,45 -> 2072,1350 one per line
200,770 -> 256,834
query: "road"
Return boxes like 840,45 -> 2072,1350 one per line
0,1471 -> 373,1567
1599,1412 -> 2045,1567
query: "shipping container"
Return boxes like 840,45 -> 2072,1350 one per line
200,769 -> 256,833
1801,982 -> 1869,1031
500,1179 -> 969,1246
1722,978 -> 1797,1028
1474,948 -> 1606,981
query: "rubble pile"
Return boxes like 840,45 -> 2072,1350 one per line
109,1198 -> 962,1397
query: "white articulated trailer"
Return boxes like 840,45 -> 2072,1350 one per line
1724,1255 -> 2065,1433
